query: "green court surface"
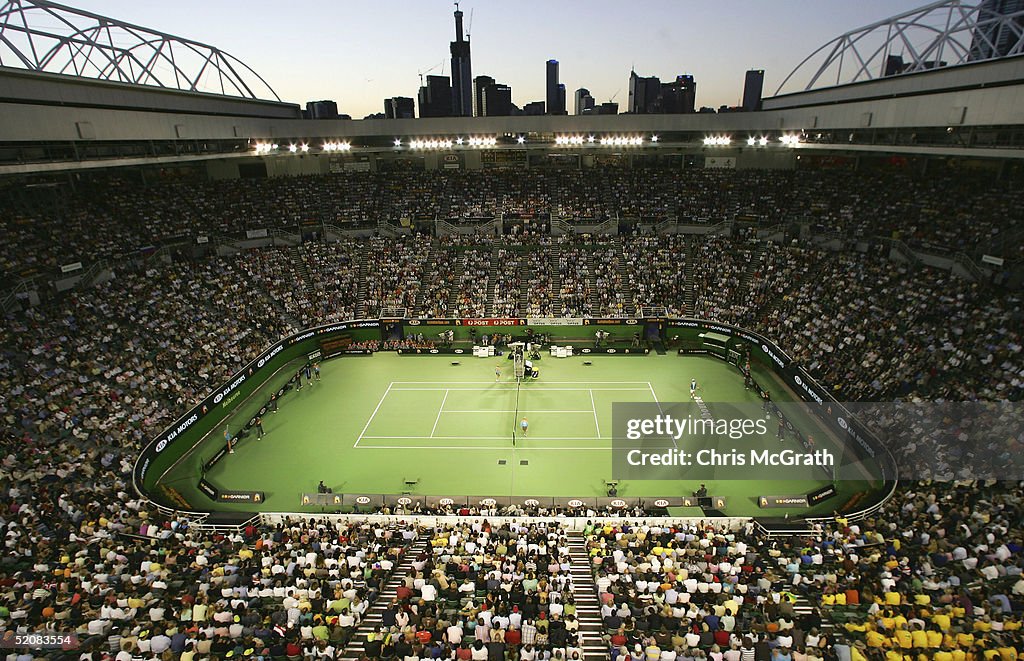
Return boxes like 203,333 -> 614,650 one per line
160,353 -> 880,517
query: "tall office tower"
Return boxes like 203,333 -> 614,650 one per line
654,75 -> 695,113
741,69 -> 764,111
970,0 -> 1024,60
481,83 -> 514,116
385,97 -> 415,119
575,88 -> 595,115
450,5 -> 473,116
305,100 -> 339,119
546,59 -> 565,114
627,69 -> 661,114
473,75 -> 495,117
418,75 -> 452,118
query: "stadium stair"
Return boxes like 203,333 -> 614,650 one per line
291,245 -> 316,296
518,253 -> 533,316
337,534 -> 431,661
586,249 -> 601,315
793,595 -> 835,635
740,241 -> 768,292
550,245 -> 563,316
486,244 -> 501,316
566,532 -> 609,661
354,251 -> 370,318
684,237 -> 696,315
613,237 -> 637,317
414,241 -> 444,315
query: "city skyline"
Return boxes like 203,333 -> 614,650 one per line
68,0 -> 927,118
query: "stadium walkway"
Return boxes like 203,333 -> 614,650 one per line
339,535 -> 431,660
567,532 -> 608,660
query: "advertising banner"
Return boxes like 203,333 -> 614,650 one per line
758,495 -> 809,508
807,484 -> 838,506
217,490 -> 266,504
575,347 -> 649,356
527,318 -> 585,326
461,318 -> 524,326
198,478 -> 219,500
407,318 -> 461,326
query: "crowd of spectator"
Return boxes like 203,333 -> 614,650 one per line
4,168 -> 1021,282
584,479 -> 1024,660
450,249 -> 491,318
622,235 -> 688,317
491,250 -> 523,318
363,238 -> 430,318
296,242 -> 362,325
1,168 -> 1023,660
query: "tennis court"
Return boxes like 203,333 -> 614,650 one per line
356,380 -> 660,448
159,352 -> 878,516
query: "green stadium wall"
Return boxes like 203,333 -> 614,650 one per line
134,316 -> 897,513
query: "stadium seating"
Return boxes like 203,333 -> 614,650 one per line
1,168 -> 1022,659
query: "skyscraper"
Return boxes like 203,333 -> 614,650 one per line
969,0 -> 1024,60
741,70 -> 764,112
450,6 -> 473,117
473,75 -> 495,118
481,84 -> 514,117
305,100 -> 339,119
651,75 -> 695,113
628,70 -> 661,114
418,75 -> 452,118
385,97 -> 415,119
575,88 -> 595,115
546,60 -> 565,115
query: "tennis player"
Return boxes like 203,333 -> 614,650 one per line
495,364 -> 502,382
520,417 -> 529,437
690,378 -> 699,398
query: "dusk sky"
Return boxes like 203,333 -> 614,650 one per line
69,0 -> 927,117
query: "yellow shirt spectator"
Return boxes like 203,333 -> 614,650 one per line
865,630 -> 887,648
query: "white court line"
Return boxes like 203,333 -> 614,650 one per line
647,381 -> 663,412
390,381 -> 654,384
361,436 -> 618,440
429,389 -> 449,438
647,381 -> 672,448
354,381 -> 394,447
357,445 -> 612,450
391,387 -> 649,391
590,389 -> 601,439
442,409 -> 597,414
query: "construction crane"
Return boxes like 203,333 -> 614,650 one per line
418,59 -> 446,87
